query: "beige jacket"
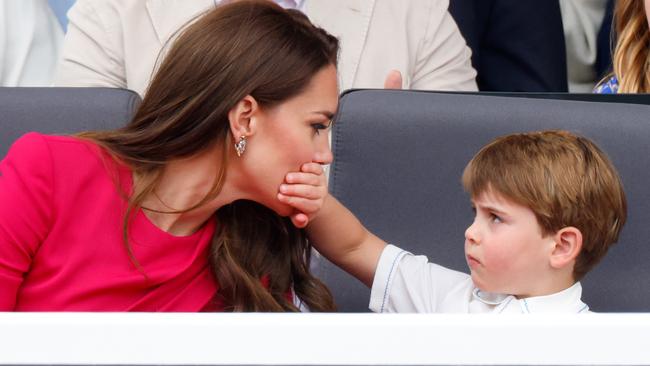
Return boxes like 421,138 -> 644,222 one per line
54,0 -> 477,96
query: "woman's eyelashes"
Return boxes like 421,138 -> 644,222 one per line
311,120 -> 331,135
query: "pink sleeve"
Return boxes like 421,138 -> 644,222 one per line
0,133 -> 54,310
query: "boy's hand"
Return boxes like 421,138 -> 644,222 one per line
277,162 -> 328,228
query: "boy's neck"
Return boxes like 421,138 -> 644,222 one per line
514,275 -> 576,299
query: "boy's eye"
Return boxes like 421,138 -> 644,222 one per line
490,213 -> 502,223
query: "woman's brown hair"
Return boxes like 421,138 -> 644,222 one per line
611,0 -> 650,92
79,0 -> 339,311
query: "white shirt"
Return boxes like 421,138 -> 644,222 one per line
370,244 -> 590,314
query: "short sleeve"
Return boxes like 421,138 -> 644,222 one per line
0,133 -> 55,310
369,244 -> 470,313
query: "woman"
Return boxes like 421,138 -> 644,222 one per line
595,0 -> 650,93
0,0 -> 339,311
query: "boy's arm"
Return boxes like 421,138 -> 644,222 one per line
307,194 -> 386,287
276,165 -> 385,287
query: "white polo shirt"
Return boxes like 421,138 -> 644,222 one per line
370,244 -> 590,314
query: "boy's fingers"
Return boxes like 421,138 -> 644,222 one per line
279,184 -> 324,199
278,193 -> 321,214
285,172 -> 323,186
290,213 -> 309,228
300,163 -> 325,175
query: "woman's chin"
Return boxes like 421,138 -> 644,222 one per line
268,201 -> 294,217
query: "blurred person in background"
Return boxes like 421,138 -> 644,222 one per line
560,0 -> 612,92
449,0 -> 568,92
0,0 -> 63,86
560,0 -> 607,93
54,0 -> 478,95
595,0 -> 650,93
48,0 -> 77,32
594,0 -> 615,84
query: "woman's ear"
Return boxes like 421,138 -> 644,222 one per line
549,227 -> 583,270
228,95 -> 260,140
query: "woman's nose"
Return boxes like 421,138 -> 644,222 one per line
314,139 -> 333,165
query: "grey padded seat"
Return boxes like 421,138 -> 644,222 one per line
439,91 -> 650,106
1,87 -> 140,158
315,89 -> 650,312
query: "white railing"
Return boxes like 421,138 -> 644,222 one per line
1,312 -> 649,365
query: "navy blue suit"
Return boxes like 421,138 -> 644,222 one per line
449,0 -> 568,92
595,0 -> 614,78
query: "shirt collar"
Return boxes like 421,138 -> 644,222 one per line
518,282 -> 589,313
473,282 -> 589,313
472,289 -> 509,306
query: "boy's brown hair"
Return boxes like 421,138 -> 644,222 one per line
462,130 -> 627,281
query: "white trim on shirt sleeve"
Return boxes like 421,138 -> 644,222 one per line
369,244 -> 408,313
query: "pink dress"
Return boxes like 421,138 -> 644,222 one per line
0,133 -> 220,311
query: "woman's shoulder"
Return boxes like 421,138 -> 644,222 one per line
9,132 -> 99,158
4,132 -> 131,207
6,133 -> 119,177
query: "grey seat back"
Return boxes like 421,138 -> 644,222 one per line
316,89 -> 650,312
1,87 -> 140,158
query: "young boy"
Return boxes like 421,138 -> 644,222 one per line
305,130 -> 627,313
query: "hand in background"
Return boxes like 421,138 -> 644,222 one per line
383,69 -> 403,89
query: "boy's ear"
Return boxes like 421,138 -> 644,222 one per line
228,95 -> 260,140
549,227 -> 583,270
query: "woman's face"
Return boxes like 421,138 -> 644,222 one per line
238,64 -> 338,216
645,0 -> 650,27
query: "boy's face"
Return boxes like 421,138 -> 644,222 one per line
464,189 -> 555,298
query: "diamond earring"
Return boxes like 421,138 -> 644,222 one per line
235,136 -> 247,157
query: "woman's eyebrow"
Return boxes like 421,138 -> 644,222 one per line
311,110 -> 335,119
